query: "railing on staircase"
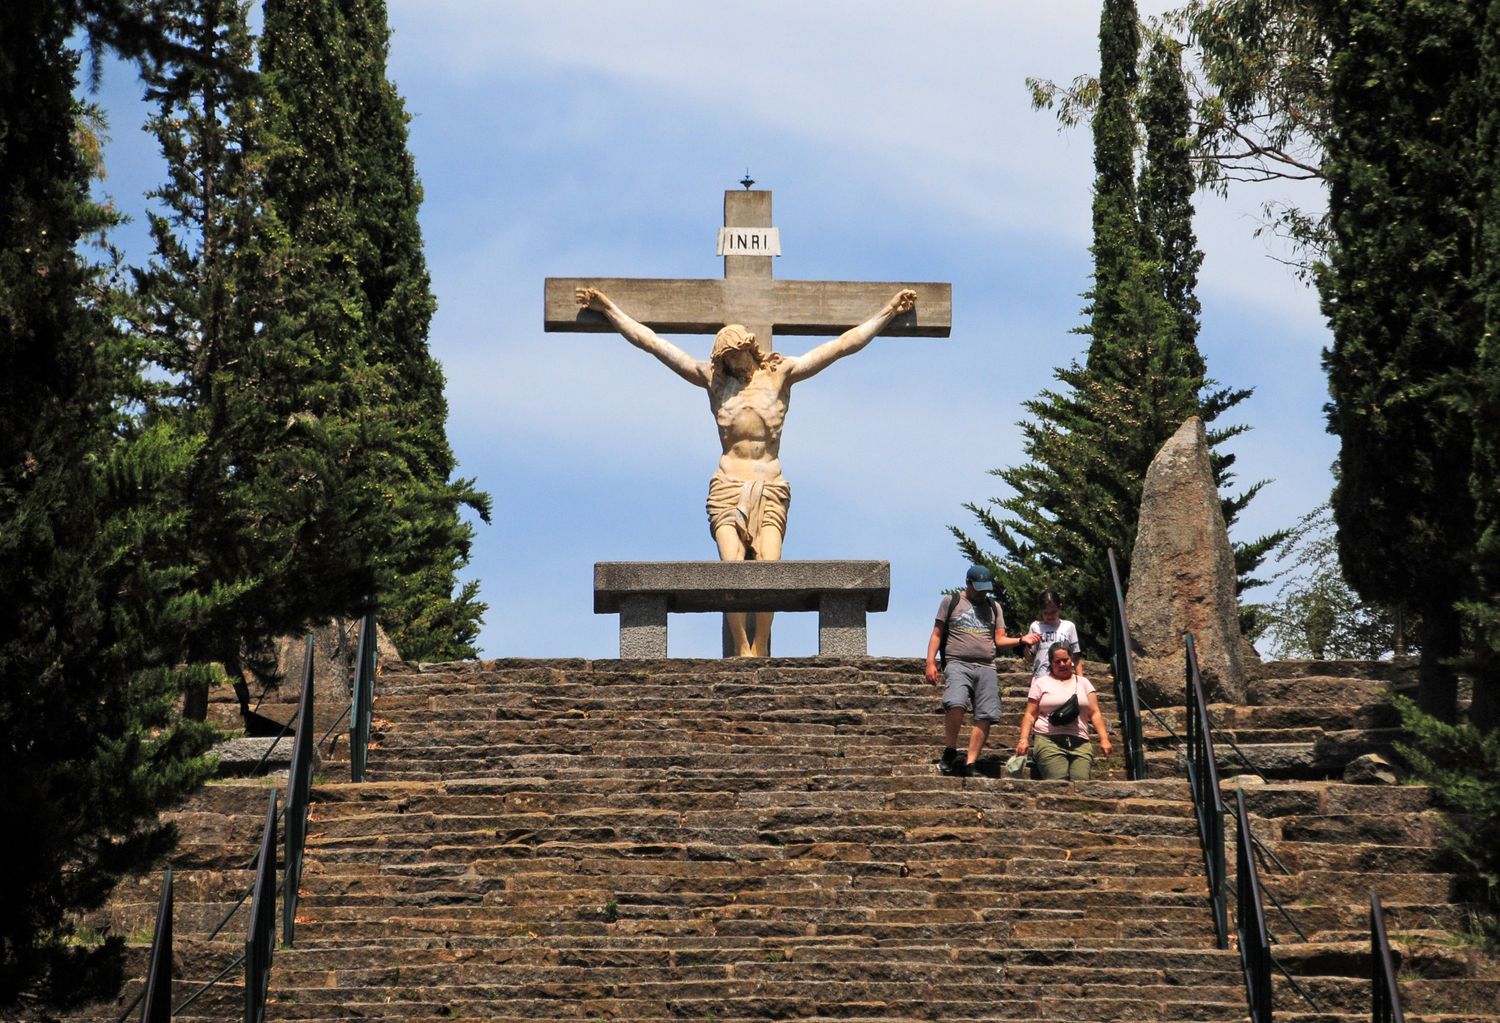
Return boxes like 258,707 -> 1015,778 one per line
1371,891 -> 1408,1023
282,637 -> 316,946
245,790 -> 277,1023
139,870 -> 172,1023
1232,787 -> 1273,1023
1187,636 -> 1320,1019
1105,548 -> 1147,780
115,635 -> 326,1023
1183,634 -> 1230,949
350,609 -> 377,782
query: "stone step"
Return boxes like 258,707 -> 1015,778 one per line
252,991 -> 1252,1021
1149,703 -> 1403,732
285,914 -> 1231,945
299,805 -> 1200,839
311,850 -> 1217,883
261,959 -> 1243,990
1246,676 -> 1396,706
298,787 -> 1199,819
305,777 -> 1196,802
368,691 -> 1110,713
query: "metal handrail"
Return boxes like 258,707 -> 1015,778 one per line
117,636 -> 333,1022
245,789 -> 277,1023
1184,634 -> 1230,948
350,610 -> 377,782
1105,548 -> 1147,779
139,869 -> 172,1023
282,636 -> 315,947
1371,891 -> 1407,1023
1233,788 -> 1273,1023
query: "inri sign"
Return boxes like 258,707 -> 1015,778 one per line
716,226 -> 781,257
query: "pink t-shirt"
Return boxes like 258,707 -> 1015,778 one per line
1028,674 -> 1096,740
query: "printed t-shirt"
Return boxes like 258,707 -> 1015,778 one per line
935,594 -> 1003,664
1028,674 -> 1096,740
1029,618 -> 1081,679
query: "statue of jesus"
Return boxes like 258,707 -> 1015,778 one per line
575,286 -> 918,656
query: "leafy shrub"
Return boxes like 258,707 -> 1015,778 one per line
1395,696 -> 1500,948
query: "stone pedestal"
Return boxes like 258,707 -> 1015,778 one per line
619,595 -> 669,659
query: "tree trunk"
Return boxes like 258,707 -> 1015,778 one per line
1417,610 -> 1461,723
1468,643 -> 1500,732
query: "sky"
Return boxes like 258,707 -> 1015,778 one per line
85,1 -> 1335,660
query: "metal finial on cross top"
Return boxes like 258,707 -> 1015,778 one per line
739,170 -> 755,190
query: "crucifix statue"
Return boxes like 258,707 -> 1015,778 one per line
544,189 -> 951,656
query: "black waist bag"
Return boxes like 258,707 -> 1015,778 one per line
1048,682 -> 1082,727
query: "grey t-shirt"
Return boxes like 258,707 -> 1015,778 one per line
936,593 -> 1004,663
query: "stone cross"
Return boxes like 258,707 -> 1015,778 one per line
544,189 -> 951,356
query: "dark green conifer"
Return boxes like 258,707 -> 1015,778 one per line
1319,0 -> 1484,722
129,0 -> 288,711
259,0 -> 488,661
0,3 -> 215,1009
1470,0 -> 1500,731
956,3 -> 1266,645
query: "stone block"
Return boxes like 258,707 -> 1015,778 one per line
210,735 -> 315,777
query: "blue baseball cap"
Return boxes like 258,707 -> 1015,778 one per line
965,564 -> 994,592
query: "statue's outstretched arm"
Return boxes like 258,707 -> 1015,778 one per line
576,287 -> 709,387
785,289 -> 916,383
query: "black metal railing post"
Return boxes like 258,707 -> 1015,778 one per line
1234,787 -> 1273,1023
1105,548 -> 1147,779
1371,891 -> 1407,1023
350,609 -> 376,782
245,790 -> 277,1023
1184,633 -> 1230,948
139,869 -> 172,1023
282,635 -> 315,947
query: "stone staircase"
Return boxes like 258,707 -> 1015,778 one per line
72,656 -> 1494,1023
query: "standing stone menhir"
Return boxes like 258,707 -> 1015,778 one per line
1126,416 -> 1247,704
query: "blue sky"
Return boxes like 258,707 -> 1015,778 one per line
85,1 -> 1334,660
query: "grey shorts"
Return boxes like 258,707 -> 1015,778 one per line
942,659 -> 1001,723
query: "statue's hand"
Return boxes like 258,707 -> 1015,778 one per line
576,286 -> 608,311
891,289 -> 917,316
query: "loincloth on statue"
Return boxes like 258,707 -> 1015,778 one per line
706,470 -> 791,554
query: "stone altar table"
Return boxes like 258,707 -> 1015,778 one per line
594,560 -> 890,659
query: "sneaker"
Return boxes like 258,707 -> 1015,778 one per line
938,748 -> 962,775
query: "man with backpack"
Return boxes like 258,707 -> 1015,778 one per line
924,564 -> 1037,776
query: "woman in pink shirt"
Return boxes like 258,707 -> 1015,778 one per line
1015,643 -> 1113,780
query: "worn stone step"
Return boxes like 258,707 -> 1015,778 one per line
286,914 -> 1228,946
305,777 -> 1194,802
1248,676 -> 1396,706
254,991 -> 1251,1021
264,958 -> 1243,991
300,805 -> 1198,840
1274,975 -> 1500,1014
1149,703 -> 1402,733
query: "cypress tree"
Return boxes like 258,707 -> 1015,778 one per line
956,3 -> 1265,644
1466,0 -> 1500,730
259,0 -> 488,660
0,3 -> 215,1008
1319,0 -> 1484,723
129,0 -> 286,709
338,0 -> 488,660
